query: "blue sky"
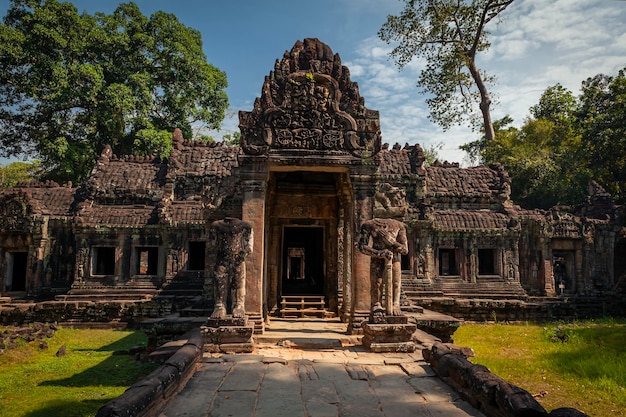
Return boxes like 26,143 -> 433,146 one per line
1,0 -> 625,164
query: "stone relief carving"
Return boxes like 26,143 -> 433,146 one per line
207,218 -> 253,319
239,38 -> 381,157
0,197 -> 30,232
358,218 -> 408,321
374,183 -> 407,218
75,241 -> 89,283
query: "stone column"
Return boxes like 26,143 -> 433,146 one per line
341,199 -> 353,320
240,163 -> 268,317
349,170 -> 376,331
540,239 -> 554,296
576,243 -> 585,294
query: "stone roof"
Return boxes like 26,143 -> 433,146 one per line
376,146 -> 413,176
0,182 -> 76,217
171,139 -> 240,178
82,149 -> 166,205
166,201 -> 205,224
426,164 -> 509,199
26,185 -> 76,217
432,209 -> 511,231
169,130 -> 241,202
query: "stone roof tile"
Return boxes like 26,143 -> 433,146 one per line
170,142 -> 240,178
426,165 -> 504,198
84,157 -> 166,204
26,186 -> 76,216
433,209 -> 510,231
167,201 -> 205,224
376,148 -> 412,176
1,182 -> 76,217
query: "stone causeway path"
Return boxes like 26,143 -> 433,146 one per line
158,318 -> 485,417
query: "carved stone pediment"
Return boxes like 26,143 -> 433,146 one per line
546,209 -> 582,239
0,195 -> 32,232
239,38 -> 381,158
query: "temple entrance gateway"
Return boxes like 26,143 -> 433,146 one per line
265,169 -> 348,316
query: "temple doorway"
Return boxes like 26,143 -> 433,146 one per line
6,251 -> 27,292
553,251 -> 576,294
263,168 -> 351,316
282,226 -> 324,296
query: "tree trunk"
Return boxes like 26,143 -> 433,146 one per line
468,60 -> 495,142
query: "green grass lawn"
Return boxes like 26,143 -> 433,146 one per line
454,319 -> 626,417
0,327 -> 158,417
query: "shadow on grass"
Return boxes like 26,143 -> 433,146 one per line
39,332 -> 158,388
542,323 -> 626,387
24,398 -> 111,417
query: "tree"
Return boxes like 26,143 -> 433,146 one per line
578,68 -> 626,201
379,0 -> 514,142
0,0 -> 228,184
0,160 -> 43,187
461,86 -> 589,209
422,141 -> 443,165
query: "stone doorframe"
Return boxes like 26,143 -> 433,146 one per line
239,160 -> 375,330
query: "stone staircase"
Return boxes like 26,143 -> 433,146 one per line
401,274 -> 528,305
434,276 -> 527,300
55,286 -> 157,302
279,295 -> 333,318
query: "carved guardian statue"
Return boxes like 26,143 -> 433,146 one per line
358,218 -> 408,321
207,218 -> 253,319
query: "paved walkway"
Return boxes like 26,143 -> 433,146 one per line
158,318 -> 485,417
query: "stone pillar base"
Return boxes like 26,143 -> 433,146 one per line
362,318 -> 416,353
346,310 -> 370,335
201,316 -> 254,353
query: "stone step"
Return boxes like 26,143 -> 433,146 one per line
440,293 -> 528,300
68,287 -> 159,295
279,308 -> 333,318
55,293 -> 154,302
403,290 -> 445,297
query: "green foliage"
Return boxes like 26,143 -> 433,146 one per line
222,131 -> 241,146
462,84 -> 592,208
0,160 -> 43,186
0,327 -> 157,417
455,320 -> 626,416
422,141 -> 443,165
462,68 -> 626,207
544,325 -> 571,343
578,68 -> 626,201
0,0 -> 228,184
133,129 -> 173,158
379,0 -> 514,141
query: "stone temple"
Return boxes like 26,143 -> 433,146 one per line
1,38 -> 625,329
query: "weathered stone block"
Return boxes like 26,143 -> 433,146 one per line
362,321 -> 416,352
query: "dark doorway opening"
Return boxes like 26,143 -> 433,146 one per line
553,250 -> 576,294
93,247 -> 115,275
282,227 -> 324,295
188,241 -> 206,271
478,249 -> 496,275
7,252 -> 27,292
135,247 -> 158,275
439,249 -> 458,276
